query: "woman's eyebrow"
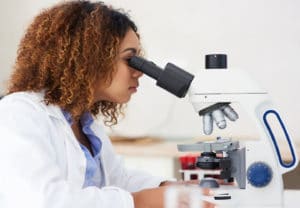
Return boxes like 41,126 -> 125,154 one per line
121,48 -> 137,54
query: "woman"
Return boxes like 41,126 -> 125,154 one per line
0,1 -> 215,208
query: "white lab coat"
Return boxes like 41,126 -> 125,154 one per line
0,91 -> 165,208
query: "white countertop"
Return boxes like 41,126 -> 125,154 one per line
284,190 -> 300,207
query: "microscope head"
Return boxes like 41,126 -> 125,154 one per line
128,54 -> 266,116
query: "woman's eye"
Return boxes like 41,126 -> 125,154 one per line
124,56 -> 132,63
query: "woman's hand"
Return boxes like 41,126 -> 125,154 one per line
132,181 -> 216,208
159,180 -> 199,186
132,186 -> 167,208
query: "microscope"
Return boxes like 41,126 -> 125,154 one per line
128,54 -> 299,207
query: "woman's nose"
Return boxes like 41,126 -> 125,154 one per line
131,68 -> 143,78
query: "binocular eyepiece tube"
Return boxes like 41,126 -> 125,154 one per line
128,56 -> 194,98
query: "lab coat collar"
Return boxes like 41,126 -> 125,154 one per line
30,91 -> 85,153
28,91 -> 68,121
28,91 -> 104,153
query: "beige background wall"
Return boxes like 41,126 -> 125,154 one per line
1,0 -> 299,143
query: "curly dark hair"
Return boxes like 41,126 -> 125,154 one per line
7,0 -> 138,125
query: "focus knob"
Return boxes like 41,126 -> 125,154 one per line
247,162 -> 273,187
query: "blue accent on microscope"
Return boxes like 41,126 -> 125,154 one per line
263,110 -> 296,168
247,162 -> 272,187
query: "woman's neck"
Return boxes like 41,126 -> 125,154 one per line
71,120 -> 93,155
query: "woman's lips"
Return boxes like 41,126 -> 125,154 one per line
129,86 -> 137,92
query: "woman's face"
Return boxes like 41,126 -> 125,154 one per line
93,29 -> 143,104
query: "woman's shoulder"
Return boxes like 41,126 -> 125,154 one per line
0,91 -> 66,132
0,91 -> 63,120
0,91 -> 46,110
0,91 -> 55,131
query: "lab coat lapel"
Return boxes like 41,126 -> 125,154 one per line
90,121 -> 109,186
44,103 -> 86,189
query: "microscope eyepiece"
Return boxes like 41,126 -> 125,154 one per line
205,54 -> 227,69
128,56 -> 194,98
128,56 -> 163,80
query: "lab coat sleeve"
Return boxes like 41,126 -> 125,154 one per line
98,123 -> 168,192
0,97 -> 134,208
108,159 -> 169,192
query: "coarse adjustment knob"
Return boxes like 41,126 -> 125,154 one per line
247,162 -> 273,187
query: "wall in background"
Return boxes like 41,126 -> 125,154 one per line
1,0 -> 299,142
0,0 -> 55,90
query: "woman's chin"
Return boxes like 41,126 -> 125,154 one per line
115,96 -> 131,104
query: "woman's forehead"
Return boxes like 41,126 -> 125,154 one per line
119,29 -> 141,52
